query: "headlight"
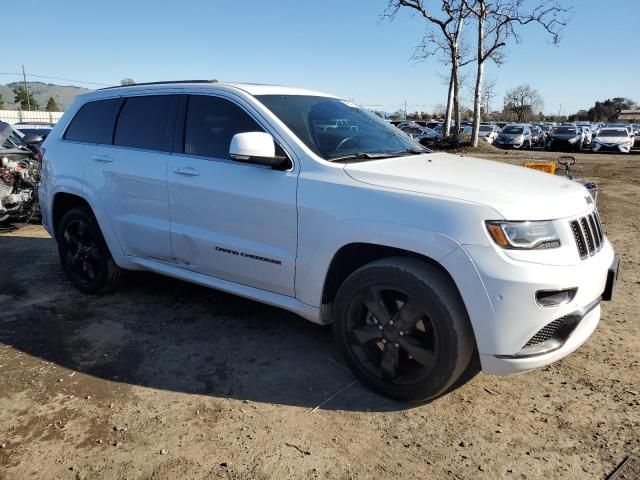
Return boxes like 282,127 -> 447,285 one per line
486,221 -> 561,249
568,137 -> 577,143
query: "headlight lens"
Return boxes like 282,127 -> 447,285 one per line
486,221 -> 561,249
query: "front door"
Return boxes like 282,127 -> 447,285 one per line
168,94 -> 298,296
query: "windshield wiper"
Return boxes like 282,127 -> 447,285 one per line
328,152 -> 399,163
398,147 -> 431,155
329,148 -> 430,163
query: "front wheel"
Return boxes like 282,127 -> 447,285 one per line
57,207 -> 124,294
332,258 -> 475,402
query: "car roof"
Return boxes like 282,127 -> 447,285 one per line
90,81 -> 339,100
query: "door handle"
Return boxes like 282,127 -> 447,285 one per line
91,154 -> 113,163
173,167 -> 200,177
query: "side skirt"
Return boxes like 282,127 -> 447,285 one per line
129,256 -> 323,324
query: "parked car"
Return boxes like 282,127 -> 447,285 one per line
397,120 -> 420,130
494,124 -> 532,149
530,126 -> 544,147
591,128 -> 634,153
0,122 -> 41,223
547,125 -> 583,152
401,126 -> 428,137
478,124 -> 499,144
580,126 -> 593,147
40,81 -> 618,402
458,125 -> 472,135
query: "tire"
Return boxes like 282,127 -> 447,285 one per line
332,257 -> 475,402
56,207 -> 124,294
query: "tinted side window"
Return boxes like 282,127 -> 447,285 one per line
114,95 -> 175,152
184,95 -> 264,159
64,98 -> 122,144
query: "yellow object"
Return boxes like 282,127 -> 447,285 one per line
523,162 -> 556,174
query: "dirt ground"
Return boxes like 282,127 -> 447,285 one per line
0,149 -> 638,480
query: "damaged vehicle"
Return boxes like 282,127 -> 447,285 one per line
0,122 -> 41,224
40,82 -> 618,402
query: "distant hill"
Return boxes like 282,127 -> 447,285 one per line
0,82 -> 92,111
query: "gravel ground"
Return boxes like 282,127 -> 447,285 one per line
0,149 -> 638,480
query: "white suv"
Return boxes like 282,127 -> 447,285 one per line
39,82 -> 618,401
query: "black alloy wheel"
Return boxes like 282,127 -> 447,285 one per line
333,258 -> 475,402
346,284 -> 439,385
57,207 -> 124,294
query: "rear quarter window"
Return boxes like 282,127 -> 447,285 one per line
64,98 -> 122,144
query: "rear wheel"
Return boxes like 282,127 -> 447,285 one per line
57,207 -> 124,294
332,258 -> 475,402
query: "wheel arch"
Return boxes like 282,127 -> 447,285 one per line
320,242 -> 461,323
51,192 -> 91,239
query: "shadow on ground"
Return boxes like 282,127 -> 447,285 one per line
0,233 -> 476,412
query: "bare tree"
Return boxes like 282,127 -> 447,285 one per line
504,84 -> 544,122
481,76 -> 498,115
385,0 -> 472,137
464,0 -> 571,146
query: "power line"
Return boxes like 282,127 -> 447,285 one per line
0,72 -> 112,87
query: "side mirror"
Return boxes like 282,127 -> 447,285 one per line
23,134 -> 44,145
229,132 -> 289,168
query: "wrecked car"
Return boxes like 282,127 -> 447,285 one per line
0,122 -> 41,225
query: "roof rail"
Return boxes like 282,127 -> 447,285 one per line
99,80 -> 216,90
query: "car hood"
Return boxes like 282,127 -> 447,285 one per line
594,136 -> 628,144
498,133 -> 523,138
343,153 -> 592,220
550,133 -> 578,139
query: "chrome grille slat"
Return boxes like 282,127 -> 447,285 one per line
570,209 -> 605,260
594,210 -> 604,241
570,220 -> 587,258
588,215 -> 600,248
580,217 -> 595,254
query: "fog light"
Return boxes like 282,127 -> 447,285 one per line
535,288 -> 577,307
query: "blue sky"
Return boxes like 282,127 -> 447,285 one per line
3,0 -> 637,114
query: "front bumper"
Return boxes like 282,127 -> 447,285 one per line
591,142 -> 631,153
479,301 -> 601,374
440,238 -> 615,375
494,140 -> 524,149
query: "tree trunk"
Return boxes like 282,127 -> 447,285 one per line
444,71 -> 454,138
471,6 -> 485,148
452,54 -> 461,140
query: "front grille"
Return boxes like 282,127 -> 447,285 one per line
570,210 -> 604,259
524,318 -> 566,347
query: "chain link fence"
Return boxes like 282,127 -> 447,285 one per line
0,110 -> 64,125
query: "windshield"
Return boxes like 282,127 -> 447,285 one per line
598,129 -> 628,137
553,126 -> 576,134
479,126 -> 493,132
502,126 -> 523,134
256,95 -> 428,160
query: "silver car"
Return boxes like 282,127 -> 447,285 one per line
494,124 -> 533,149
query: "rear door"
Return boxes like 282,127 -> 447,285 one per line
83,94 -> 178,260
167,94 -> 298,296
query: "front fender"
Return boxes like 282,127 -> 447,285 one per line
295,218 -> 461,308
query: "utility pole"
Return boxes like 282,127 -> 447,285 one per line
22,65 -> 31,111
404,100 -> 407,120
